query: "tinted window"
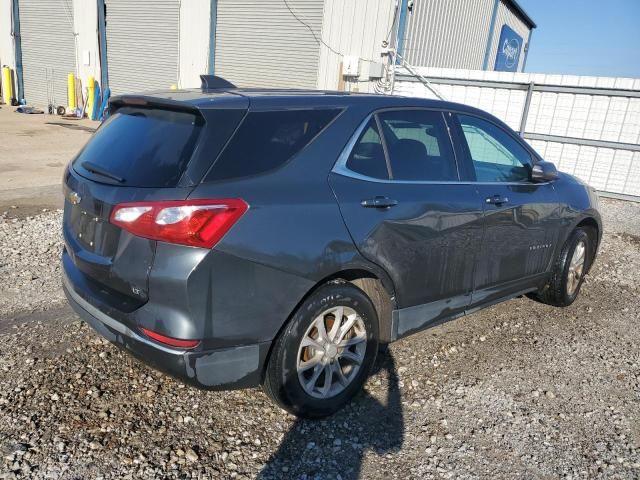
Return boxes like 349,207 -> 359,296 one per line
73,107 -> 204,187
207,109 -> 340,181
378,110 -> 458,181
345,118 -> 389,179
457,114 -> 532,182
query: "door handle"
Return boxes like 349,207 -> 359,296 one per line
485,195 -> 509,206
361,196 -> 399,209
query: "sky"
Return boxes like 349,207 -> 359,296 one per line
517,0 -> 640,78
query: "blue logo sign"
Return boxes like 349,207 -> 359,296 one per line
494,25 -> 522,72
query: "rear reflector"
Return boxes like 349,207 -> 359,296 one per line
110,198 -> 248,248
141,328 -> 201,349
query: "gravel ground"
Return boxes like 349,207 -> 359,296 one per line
0,198 -> 638,479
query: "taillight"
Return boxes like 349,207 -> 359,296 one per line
110,199 -> 248,248
141,327 -> 200,349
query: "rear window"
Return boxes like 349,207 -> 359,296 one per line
73,107 -> 204,187
206,109 -> 340,181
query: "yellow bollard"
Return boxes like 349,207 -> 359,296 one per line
67,73 -> 76,111
87,76 -> 95,120
2,66 -> 13,105
170,84 -> 177,90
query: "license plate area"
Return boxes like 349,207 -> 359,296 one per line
69,205 -> 119,256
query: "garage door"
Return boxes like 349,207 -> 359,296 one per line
105,0 -> 179,94
215,0 -> 323,88
19,0 -> 76,108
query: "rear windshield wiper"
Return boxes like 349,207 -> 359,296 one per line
81,161 -> 125,183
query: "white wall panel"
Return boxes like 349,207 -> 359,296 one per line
0,0 -> 14,71
179,0 -> 210,88
316,0 -> 395,91
394,66 -> 640,198
73,0 -> 100,93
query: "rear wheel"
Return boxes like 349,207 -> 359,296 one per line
530,227 -> 592,307
263,282 -> 379,418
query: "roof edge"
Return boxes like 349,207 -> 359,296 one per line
503,0 -> 536,29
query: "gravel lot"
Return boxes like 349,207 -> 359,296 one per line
0,198 -> 639,479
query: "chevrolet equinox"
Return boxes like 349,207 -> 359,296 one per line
62,88 -> 602,418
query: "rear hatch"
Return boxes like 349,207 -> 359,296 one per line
63,96 -> 246,312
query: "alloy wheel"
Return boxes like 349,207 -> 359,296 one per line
567,240 -> 586,296
296,306 -> 367,399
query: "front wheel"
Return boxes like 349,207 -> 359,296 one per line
530,227 -> 592,307
263,282 -> 379,418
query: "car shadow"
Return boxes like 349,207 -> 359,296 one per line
45,121 -> 97,133
257,350 -> 404,479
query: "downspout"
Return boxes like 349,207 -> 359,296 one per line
394,0 -> 409,64
482,0 -> 500,70
521,29 -> 532,72
11,0 -> 23,102
208,0 -> 217,74
97,0 -> 108,91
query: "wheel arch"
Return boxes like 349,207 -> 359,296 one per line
260,266 -> 397,383
574,215 -> 601,273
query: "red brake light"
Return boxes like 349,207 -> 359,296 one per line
141,328 -> 200,349
110,198 -> 248,248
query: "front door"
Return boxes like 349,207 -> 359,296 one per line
450,113 -> 562,308
329,109 -> 484,338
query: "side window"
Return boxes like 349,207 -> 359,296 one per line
346,118 -> 389,180
207,109 -> 340,181
457,114 -> 532,183
377,110 -> 458,181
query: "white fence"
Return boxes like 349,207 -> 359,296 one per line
394,67 -> 640,200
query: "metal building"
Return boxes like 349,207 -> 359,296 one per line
0,0 -> 536,105
402,0 -> 535,72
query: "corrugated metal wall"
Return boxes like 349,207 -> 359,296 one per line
316,0 -> 395,91
403,0 -> 494,69
18,0 -> 76,107
394,67 -> 640,198
488,1 -> 530,72
105,0 -> 180,94
214,0 -> 324,88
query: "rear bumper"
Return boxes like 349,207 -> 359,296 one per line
62,273 -> 270,390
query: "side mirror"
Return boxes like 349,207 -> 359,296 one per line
531,160 -> 559,183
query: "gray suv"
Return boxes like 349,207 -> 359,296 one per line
62,88 -> 602,418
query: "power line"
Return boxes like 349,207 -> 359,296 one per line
281,0 -> 380,64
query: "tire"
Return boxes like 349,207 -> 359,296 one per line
530,227 -> 592,307
263,282 -> 379,418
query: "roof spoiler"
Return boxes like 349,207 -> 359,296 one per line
200,75 -> 236,89
109,95 -> 200,114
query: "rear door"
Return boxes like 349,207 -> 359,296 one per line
329,109 -> 484,338
449,112 -> 562,307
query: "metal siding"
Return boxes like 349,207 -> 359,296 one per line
394,67 -> 640,198
488,0 -> 531,71
316,0 -> 395,91
215,0 -> 323,88
403,0 -> 494,69
18,0 -> 76,107
105,0 -> 180,94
